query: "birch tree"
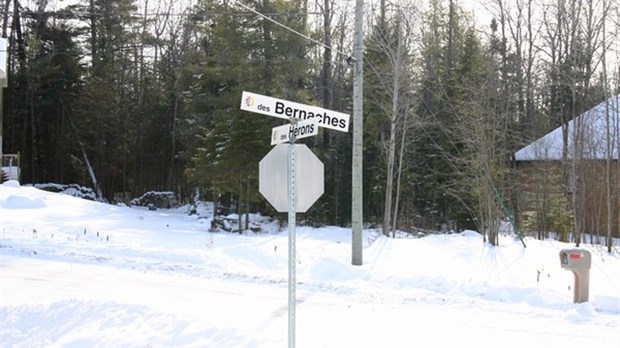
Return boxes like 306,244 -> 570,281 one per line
365,2 -> 418,236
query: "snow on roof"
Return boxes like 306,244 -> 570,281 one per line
515,95 -> 620,161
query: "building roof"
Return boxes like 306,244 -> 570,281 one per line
515,95 -> 619,161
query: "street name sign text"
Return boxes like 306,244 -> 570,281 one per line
271,118 -> 319,145
240,91 -> 350,132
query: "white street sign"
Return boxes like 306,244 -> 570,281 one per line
271,118 -> 319,145
240,91 -> 350,132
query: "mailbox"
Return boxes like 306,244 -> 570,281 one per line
559,249 -> 591,303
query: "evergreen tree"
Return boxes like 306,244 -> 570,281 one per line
8,5 -> 86,185
365,4 -> 417,234
413,0 -> 472,231
180,0 -> 313,226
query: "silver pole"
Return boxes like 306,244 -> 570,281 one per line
0,84 -> 3,161
1,38 -> 7,163
351,0 -> 364,266
288,138 -> 297,348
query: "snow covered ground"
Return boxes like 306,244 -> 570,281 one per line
1,180 -> 619,347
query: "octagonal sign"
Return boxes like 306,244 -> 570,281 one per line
259,143 -> 324,213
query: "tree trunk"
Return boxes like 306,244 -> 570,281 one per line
601,2 -> 612,252
382,14 -> 404,237
64,104 -> 103,201
2,0 -> 10,37
245,177 -> 250,231
391,103 -> 410,236
89,0 -> 98,74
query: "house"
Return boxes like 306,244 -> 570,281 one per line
1,154 -> 20,182
514,95 -> 619,241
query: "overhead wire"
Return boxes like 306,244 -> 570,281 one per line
15,0 -> 358,65
228,0 -> 351,59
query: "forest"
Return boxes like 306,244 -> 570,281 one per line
1,0 -> 619,246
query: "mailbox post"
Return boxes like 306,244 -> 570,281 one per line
559,249 -> 592,303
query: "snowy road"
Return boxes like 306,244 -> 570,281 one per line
1,182 -> 619,347
2,251 -> 618,348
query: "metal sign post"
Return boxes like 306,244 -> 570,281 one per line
287,131 -> 296,348
243,91 -> 344,348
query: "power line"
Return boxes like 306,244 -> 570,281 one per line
22,9 -> 320,18
17,1 -> 354,61
229,0 -> 350,59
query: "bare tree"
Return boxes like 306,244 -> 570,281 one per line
540,0 -> 598,245
391,90 -> 418,234
601,0 -> 619,252
365,2 -> 418,236
2,0 -> 10,37
382,11 -> 406,236
487,0 -> 541,237
451,49 -> 506,245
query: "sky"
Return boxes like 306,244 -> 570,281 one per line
1,179 -> 619,347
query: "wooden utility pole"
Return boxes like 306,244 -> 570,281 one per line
0,37 -> 6,162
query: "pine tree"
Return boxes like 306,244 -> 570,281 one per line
8,4 -> 86,185
181,0 -> 313,227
